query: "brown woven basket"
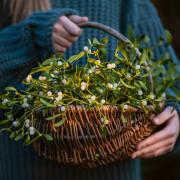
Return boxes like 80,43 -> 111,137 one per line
33,22 -> 157,168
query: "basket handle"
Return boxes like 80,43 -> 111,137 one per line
80,21 -> 154,92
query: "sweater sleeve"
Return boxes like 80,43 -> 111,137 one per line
0,8 -> 78,90
133,0 -> 180,152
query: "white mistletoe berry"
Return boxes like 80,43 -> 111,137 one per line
104,119 -> 109,125
2,99 -> 8,105
25,119 -> 30,128
60,106 -> 66,111
113,83 -> 119,89
149,93 -> 155,100
101,117 -> 104,123
55,97 -> 60,102
26,75 -> 32,83
58,92 -> 62,96
25,119 -> 30,124
27,95 -> 32,99
107,83 -> 113,89
47,91 -> 52,97
39,76 -> 46,81
50,74 -> 55,78
138,90 -> 143,96
107,64 -> 112,69
135,65 -> 141,70
123,104 -> 129,109
22,102 -> 30,108
111,63 -> 116,68
100,99 -> 106,104
83,46 -> 89,52
107,63 -> 116,69
54,70 -> 59,74
58,61 -> 63,66
91,96 -> 96,101
80,82 -> 88,91
99,89 -> 104,94
12,121 -> 19,127
81,82 -> 87,87
62,79 -> 68,85
126,73 -> 131,79
88,69 -> 93,74
29,126 -> 35,135
57,92 -> 63,100
81,86 -> 86,91
142,100 -> 147,106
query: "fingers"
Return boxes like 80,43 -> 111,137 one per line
139,145 -> 172,159
68,15 -> 89,25
132,137 -> 174,159
137,115 -> 178,150
132,111 -> 180,159
59,16 -> 82,36
53,23 -> 75,53
53,43 -> 66,53
53,33 -> 72,48
53,23 -> 78,42
52,15 -> 89,53
153,106 -> 176,125
137,126 -> 171,150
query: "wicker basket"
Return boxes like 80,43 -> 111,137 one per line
33,22 -> 157,168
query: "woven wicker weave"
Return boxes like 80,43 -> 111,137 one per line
33,22 -> 157,168
33,105 -> 156,168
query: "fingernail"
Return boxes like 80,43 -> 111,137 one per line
132,154 -> 137,159
153,117 -> 159,124
83,17 -> 89,21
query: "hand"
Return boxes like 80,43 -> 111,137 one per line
132,106 -> 180,159
52,15 -> 89,53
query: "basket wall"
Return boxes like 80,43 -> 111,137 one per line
33,105 -> 156,168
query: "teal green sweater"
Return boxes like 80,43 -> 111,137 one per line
0,0 -> 179,180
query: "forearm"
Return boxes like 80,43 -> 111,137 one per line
0,8 -> 78,90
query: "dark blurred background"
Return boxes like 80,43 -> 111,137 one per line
152,0 -> 180,56
142,0 -> 180,180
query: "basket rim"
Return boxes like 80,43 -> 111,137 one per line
35,104 -> 157,113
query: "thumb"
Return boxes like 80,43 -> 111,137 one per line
68,15 -> 89,25
153,106 -> 175,125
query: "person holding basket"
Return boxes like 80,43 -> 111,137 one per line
0,0 -> 179,180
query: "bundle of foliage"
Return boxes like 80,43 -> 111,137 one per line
0,36 -> 179,145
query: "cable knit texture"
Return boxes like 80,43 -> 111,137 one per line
0,0 -> 179,180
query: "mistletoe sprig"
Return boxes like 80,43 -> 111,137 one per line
0,37 -> 179,145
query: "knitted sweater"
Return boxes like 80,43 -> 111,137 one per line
0,0 -> 179,180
